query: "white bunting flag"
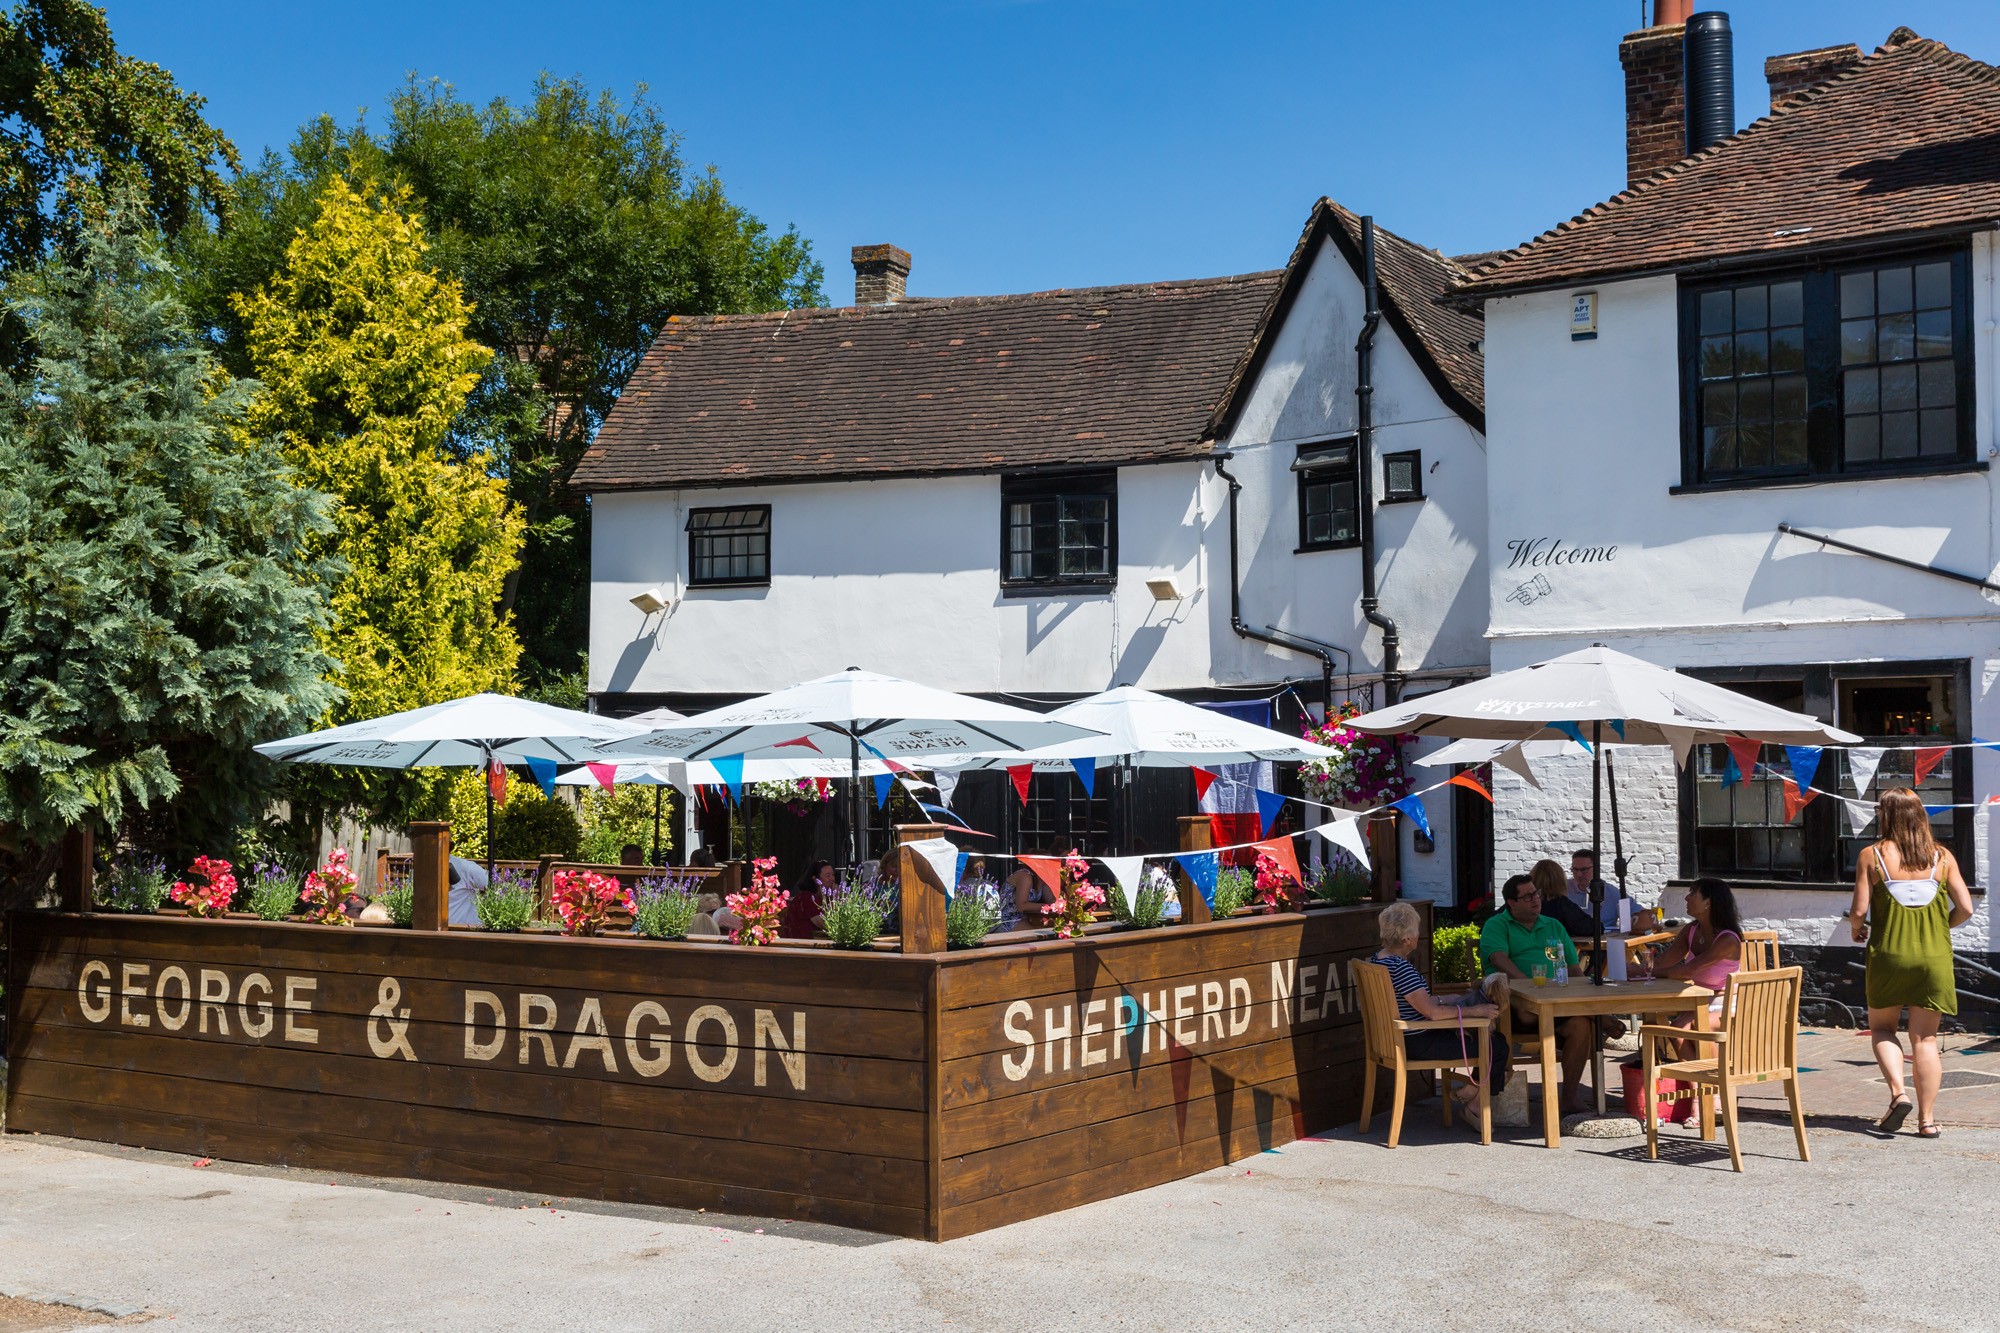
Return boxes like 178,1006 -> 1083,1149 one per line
898,776 -> 937,794
1847,747 -> 1886,797
1099,857 -> 1146,914
904,837 -> 960,900
1494,743 -> 1542,790
1843,798 -> 1877,837
1659,725 -> 1700,770
1313,817 -> 1372,871
933,769 -> 959,809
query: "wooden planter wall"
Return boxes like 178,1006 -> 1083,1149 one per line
6,829 -> 1418,1240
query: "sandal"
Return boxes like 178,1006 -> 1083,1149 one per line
1918,1122 -> 1942,1139
1879,1095 -> 1914,1134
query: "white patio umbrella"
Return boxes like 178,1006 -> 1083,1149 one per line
255,693 -> 650,879
552,754 -> 915,864
593,668 -> 1105,861
1344,645 -> 1860,982
937,686 -> 1340,853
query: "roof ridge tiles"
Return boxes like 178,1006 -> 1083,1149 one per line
1456,29 -> 2000,297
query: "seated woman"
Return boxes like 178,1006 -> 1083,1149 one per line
1006,851 -> 1055,930
1372,902 -> 1505,1118
1648,876 -> 1742,1058
781,859 -> 835,940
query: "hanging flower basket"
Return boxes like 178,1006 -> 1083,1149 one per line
1300,702 -> 1414,808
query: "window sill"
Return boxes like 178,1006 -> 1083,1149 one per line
1670,459 -> 1988,495
1000,582 -> 1115,599
686,580 -> 771,591
1380,494 -> 1425,506
1295,542 -> 1361,555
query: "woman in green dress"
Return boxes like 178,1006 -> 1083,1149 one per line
1848,786 -> 1974,1138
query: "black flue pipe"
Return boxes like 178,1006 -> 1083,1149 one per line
1684,13 -> 1735,155
1355,217 -> 1403,707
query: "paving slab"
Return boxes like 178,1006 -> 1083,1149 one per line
5,1106 -> 2000,1332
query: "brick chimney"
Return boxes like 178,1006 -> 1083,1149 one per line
851,244 -> 911,305
1620,16 -> 1687,188
1764,44 -> 1862,111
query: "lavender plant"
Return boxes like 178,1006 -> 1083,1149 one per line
632,873 -> 703,940
100,854 -> 170,913
822,871 -> 895,949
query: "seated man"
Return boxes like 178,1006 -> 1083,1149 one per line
1480,871 -> 1595,1113
1567,848 -> 1620,930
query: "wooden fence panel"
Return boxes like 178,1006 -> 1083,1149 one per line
5,903 -> 1406,1241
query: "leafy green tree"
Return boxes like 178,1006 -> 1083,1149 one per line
0,0 -> 238,272
176,76 -> 825,681
232,177 -> 524,846
0,200 -> 338,905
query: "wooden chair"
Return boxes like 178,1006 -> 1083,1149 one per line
1640,965 -> 1809,1173
1354,961 -> 1494,1147
1740,929 -> 1781,972
1623,930 -> 1675,969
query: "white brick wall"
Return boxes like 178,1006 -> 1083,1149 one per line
1492,747 -> 1679,907
1495,748 -> 1996,954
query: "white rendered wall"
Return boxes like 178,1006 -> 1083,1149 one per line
1480,231 -> 2000,948
1215,235 -> 1491,904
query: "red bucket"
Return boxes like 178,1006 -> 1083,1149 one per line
1621,1059 -> 1694,1124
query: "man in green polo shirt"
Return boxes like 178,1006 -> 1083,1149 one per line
1481,872 -> 1594,1113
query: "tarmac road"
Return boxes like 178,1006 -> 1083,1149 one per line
2,1110 -> 1995,1333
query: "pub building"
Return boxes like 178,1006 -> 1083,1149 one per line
1462,13 -> 2000,1014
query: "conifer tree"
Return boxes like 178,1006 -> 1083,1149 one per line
232,177 -> 523,841
0,199 -> 338,903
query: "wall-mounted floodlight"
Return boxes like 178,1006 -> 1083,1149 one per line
629,587 -> 673,615
1146,578 -> 1184,602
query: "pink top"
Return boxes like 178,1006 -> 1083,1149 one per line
1677,925 -> 1742,992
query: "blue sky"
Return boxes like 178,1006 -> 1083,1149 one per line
112,2 -> 2000,305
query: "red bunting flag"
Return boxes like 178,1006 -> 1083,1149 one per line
1254,836 -> 1302,886
1723,736 -> 1764,787
1914,746 -> 1950,787
586,762 -> 618,791
812,777 -> 831,799
1781,777 -> 1816,823
1019,855 -> 1064,894
1192,768 -> 1218,800
774,736 -> 821,752
487,759 -> 508,805
1006,764 -> 1034,806
1445,772 -> 1492,802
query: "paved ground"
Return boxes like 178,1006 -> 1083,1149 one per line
4,1098 -> 1999,1333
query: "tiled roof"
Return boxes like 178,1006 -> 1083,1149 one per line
1208,199 -> 1485,439
1459,30 -> 2000,296
573,271 -> 1282,492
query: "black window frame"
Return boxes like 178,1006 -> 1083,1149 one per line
1673,658 -> 1972,891
685,504 -> 772,588
1294,438 -> 1361,553
1677,244 -> 1977,492
1382,449 -> 1425,504
999,471 -> 1117,596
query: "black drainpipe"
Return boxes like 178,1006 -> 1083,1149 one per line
1355,215 -> 1403,706
1211,451 -> 1337,723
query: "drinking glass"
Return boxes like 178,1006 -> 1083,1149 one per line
1532,964 -> 1548,988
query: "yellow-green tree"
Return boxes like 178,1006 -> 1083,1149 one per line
234,177 -> 524,840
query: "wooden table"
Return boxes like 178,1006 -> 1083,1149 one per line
1509,977 -> 1714,1148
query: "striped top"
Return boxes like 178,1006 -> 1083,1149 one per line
1374,951 -> 1429,1022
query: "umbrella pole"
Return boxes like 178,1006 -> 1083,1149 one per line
652,785 -> 663,868
1590,722 -> 1605,985
850,732 -> 862,868
1606,748 -> 1627,900
483,744 -> 496,886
